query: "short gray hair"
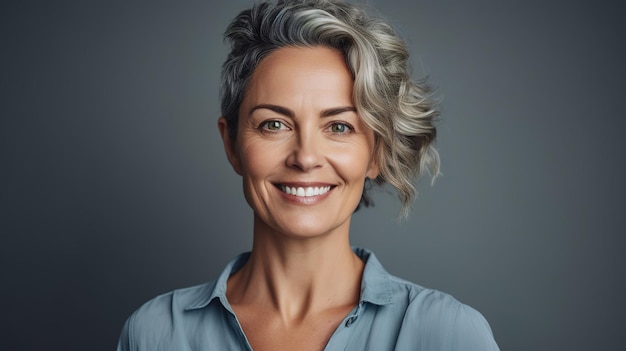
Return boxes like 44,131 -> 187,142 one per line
221,0 -> 440,218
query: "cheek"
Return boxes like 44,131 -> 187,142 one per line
238,142 -> 273,209
330,145 -> 375,180
238,139 -> 279,178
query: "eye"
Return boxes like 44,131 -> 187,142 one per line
328,122 -> 353,134
260,120 -> 286,131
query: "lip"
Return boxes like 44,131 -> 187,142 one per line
273,182 -> 336,205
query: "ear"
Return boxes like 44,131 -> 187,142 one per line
218,117 -> 243,175
366,157 -> 380,180
365,140 -> 381,179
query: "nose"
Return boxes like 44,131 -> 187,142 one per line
286,129 -> 324,171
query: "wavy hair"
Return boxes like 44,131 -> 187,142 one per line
221,0 -> 440,218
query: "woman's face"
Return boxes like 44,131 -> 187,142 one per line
219,46 -> 379,239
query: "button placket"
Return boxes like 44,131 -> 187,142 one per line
344,301 -> 363,328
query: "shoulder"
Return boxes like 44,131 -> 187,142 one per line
116,281 -> 217,351
386,276 -> 500,350
132,281 -> 216,328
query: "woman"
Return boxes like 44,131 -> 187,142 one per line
117,0 -> 499,350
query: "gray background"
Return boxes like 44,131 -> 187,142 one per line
1,0 -> 624,350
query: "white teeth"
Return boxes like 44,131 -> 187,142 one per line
281,185 -> 331,197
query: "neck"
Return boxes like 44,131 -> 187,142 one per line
227,214 -> 364,322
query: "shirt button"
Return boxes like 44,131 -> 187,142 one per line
345,316 -> 357,327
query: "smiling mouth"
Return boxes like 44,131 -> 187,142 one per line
278,185 -> 333,197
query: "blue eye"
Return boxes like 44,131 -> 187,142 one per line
329,122 -> 352,134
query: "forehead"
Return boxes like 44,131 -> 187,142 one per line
242,46 -> 354,108
253,45 -> 350,76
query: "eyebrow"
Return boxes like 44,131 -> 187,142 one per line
249,104 -> 356,118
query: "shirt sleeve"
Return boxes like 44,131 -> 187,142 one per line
116,313 -> 134,351
394,289 -> 499,351
449,303 -> 500,351
114,290 -> 190,351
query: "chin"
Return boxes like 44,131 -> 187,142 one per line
268,213 -> 351,239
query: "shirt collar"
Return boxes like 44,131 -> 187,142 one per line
183,252 -> 250,311
184,248 -> 394,311
354,247 -> 394,305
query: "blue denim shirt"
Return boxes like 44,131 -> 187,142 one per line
117,248 -> 499,350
